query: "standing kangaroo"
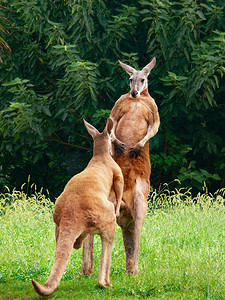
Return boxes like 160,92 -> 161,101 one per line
81,58 -> 160,276
32,118 -> 124,296
110,58 -> 160,274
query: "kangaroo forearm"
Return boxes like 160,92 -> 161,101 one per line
138,119 -> 160,147
113,175 -> 124,217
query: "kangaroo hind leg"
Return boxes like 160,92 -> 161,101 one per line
97,221 -> 116,288
122,177 -> 149,275
80,235 -> 94,276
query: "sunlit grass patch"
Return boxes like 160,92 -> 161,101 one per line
0,188 -> 55,282
143,186 -> 225,298
0,186 -> 224,299
148,183 -> 225,210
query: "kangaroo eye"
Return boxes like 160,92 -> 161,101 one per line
141,79 -> 145,83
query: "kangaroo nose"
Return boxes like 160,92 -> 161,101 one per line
131,91 -> 138,98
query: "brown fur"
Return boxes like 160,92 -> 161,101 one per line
32,118 -> 124,296
110,89 -> 160,274
81,59 -> 160,275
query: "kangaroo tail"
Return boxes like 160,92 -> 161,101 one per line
32,228 -> 77,296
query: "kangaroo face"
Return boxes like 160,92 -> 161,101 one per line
118,57 -> 156,99
129,70 -> 148,98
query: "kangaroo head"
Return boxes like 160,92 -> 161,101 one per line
83,118 -> 113,154
118,57 -> 156,98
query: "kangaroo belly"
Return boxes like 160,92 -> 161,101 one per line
116,117 -> 147,147
113,145 -> 150,208
116,100 -> 150,145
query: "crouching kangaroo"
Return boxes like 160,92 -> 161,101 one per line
32,118 -> 124,296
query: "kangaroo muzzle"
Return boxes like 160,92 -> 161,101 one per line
131,91 -> 138,98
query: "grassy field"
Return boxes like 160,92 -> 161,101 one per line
0,187 -> 224,299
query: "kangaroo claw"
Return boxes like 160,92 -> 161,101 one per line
129,146 -> 141,158
114,141 -> 126,154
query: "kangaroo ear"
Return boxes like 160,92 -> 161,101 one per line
118,60 -> 136,76
104,117 -> 113,135
103,117 -> 113,135
83,119 -> 99,138
142,57 -> 156,76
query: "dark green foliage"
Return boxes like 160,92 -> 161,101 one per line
141,0 -> 225,190
0,0 -> 224,197
0,4 -> 12,63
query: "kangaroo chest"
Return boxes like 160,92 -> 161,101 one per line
124,99 -> 150,114
116,100 -> 151,144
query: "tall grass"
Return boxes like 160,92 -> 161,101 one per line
0,187 -> 224,299
0,188 -> 55,283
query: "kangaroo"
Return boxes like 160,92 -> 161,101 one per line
81,58 -> 160,276
32,118 -> 124,296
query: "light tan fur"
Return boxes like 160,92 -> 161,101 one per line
81,58 -> 160,275
32,118 -> 124,296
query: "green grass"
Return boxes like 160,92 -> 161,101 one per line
0,187 -> 225,299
